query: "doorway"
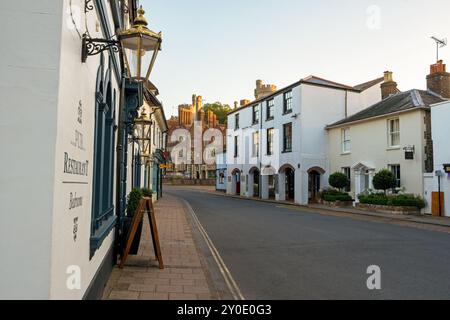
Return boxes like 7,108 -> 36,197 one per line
308,170 -> 321,203
285,168 -> 295,201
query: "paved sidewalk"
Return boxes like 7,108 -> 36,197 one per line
103,194 -> 218,300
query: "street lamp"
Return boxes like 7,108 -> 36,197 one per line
82,5 -> 162,83
133,107 -> 153,161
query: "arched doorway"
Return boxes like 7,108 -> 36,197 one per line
285,167 -> 295,201
249,167 -> 260,198
261,166 -> 276,200
279,165 -> 295,202
308,167 -> 325,203
232,169 -> 241,195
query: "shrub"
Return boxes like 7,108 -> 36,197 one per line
358,193 -> 389,206
358,193 -> 426,209
329,172 -> 350,191
372,170 -> 397,194
321,189 -> 352,202
141,188 -> 153,198
323,194 -> 353,202
126,188 -> 144,217
389,194 -> 426,209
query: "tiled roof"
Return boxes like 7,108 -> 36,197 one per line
353,77 -> 384,91
228,75 -> 384,115
301,75 -> 355,90
327,90 -> 446,128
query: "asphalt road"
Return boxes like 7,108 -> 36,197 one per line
167,187 -> 450,300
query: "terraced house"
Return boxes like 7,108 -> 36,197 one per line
227,76 -> 384,205
327,61 -> 449,213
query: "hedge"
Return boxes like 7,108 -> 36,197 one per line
323,194 -> 353,202
358,193 -> 425,209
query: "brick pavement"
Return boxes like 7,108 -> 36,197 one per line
103,194 -> 218,300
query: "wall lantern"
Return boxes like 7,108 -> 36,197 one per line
133,108 -> 153,161
403,145 -> 415,160
443,164 -> 450,175
82,5 -> 162,83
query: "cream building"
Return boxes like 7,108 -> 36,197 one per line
327,63 -> 448,204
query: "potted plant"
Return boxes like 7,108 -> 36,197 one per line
123,188 -> 144,255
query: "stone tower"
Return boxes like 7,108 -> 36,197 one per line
254,80 -> 277,99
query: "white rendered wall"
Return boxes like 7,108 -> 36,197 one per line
49,0 -> 121,299
0,1 -> 65,299
431,102 -> 450,216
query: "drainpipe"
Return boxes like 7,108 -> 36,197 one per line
259,103 -> 263,198
345,90 -> 348,118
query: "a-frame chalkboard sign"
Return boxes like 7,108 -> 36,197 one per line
119,197 -> 164,269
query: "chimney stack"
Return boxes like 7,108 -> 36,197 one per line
234,101 -> 238,110
427,60 -> 450,98
381,71 -> 398,99
240,99 -> 251,107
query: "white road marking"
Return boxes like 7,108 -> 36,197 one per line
181,198 -> 245,300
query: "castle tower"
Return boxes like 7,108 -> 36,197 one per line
254,79 -> 277,99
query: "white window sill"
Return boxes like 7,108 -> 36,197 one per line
387,146 -> 401,151
341,152 -> 351,155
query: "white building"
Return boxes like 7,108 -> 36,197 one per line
424,100 -> 450,217
0,1 -> 163,299
216,152 -> 227,192
226,76 -> 383,205
327,62 -> 449,211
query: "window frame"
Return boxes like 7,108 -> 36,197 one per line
252,105 -> 259,125
283,123 -> 292,153
341,128 -> 351,154
267,128 -> 274,156
252,131 -> 260,157
235,113 -> 240,130
283,91 -> 293,114
389,164 -> 401,189
342,167 -> 351,192
388,118 -> 400,148
234,136 -> 239,158
266,99 -> 274,121
90,54 -> 117,258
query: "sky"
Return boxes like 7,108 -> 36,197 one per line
141,0 -> 450,118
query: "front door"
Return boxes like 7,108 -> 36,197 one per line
285,169 -> 295,201
308,171 -> 321,203
253,171 -> 260,197
235,172 -> 241,195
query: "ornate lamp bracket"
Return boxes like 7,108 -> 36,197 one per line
85,0 -> 95,13
81,34 -> 120,63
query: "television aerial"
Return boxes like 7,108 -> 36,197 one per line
431,36 -> 447,62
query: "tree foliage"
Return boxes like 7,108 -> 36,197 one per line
203,102 -> 232,125
328,172 -> 350,191
372,169 -> 397,194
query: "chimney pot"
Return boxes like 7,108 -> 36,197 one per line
384,71 -> 393,82
381,71 -> 398,99
427,60 -> 450,98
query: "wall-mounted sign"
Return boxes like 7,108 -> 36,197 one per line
403,146 -> 415,160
